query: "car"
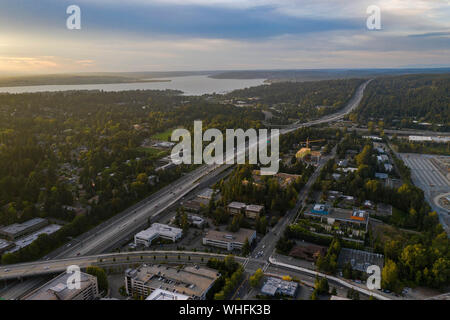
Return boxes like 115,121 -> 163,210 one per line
4,269 -> 9,272
43,266 -> 49,270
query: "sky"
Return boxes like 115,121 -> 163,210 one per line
0,0 -> 449,74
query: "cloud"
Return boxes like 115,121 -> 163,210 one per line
0,0 -> 449,72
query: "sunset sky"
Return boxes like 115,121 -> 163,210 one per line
0,0 -> 449,74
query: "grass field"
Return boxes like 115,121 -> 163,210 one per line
151,128 -> 176,141
137,147 -> 169,159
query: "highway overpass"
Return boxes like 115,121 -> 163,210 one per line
0,251 -> 247,281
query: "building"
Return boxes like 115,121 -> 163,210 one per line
181,199 -> 204,213
0,239 -> 14,254
252,170 -> 300,188
0,218 -> 48,240
125,264 -> 219,300
311,204 -> 329,215
338,159 -> 348,167
375,172 -> 388,180
147,175 -> 159,186
260,277 -> 298,297
23,271 -> 98,300
227,202 -> 246,215
377,155 -> 389,163
363,200 -> 375,209
197,188 -> 215,200
152,141 -> 176,148
146,289 -> 190,300
245,204 -> 265,219
384,163 -> 394,172
330,295 -> 350,300
188,215 -> 206,228
203,228 -> 256,251
134,223 -> 183,247
339,167 -> 358,173
289,243 -> 327,262
305,206 -> 369,239
7,224 -> 62,253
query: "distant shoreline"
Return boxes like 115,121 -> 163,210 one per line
0,77 -> 171,88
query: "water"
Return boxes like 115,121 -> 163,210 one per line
0,75 -> 266,96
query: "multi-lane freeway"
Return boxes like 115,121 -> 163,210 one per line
0,79 -> 372,299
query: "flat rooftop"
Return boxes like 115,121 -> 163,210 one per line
204,228 -> 255,244
135,223 -> 182,240
146,288 -> 190,300
7,224 -> 61,253
0,239 -> 14,251
261,277 -> 298,297
24,271 -> 97,300
0,218 -> 47,236
197,188 -> 214,199
227,202 -> 246,209
127,264 -> 219,298
306,207 -> 368,224
245,204 -> 264,212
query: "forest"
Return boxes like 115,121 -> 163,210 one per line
351,74 -> 450,131
0,89 -> 264,264
225,79 -> 364,125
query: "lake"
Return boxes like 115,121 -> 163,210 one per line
0,75 -> 266,96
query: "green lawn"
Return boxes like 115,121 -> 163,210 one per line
151,128 -> 176,141
137,147 -> 169,159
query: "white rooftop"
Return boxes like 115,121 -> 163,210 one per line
146,289 -> 190,300
135,223 -> 182,240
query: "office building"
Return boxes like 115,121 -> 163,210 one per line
134,223 -> 183,247
23,271 -> 98,300
125,264 -> 219,300
245,204 -> 265,219
0,218 -> 48,240
261,277 -> 298,297
203,228 -> 256,251
146,289 -> 190,300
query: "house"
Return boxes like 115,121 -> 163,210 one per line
147,175 -> 159,186
338,159 -> 348,167
332,173 -> 342,181
375,172 -> 388,180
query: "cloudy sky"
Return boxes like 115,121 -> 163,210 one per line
0,0 -> 449,73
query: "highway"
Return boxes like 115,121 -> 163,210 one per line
0,79 -> 372,299
0,251 -> 246,281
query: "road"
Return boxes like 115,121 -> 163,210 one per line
0,79 -> 372,299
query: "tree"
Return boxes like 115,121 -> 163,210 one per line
381,259 -> 399,291
241,238 -> 250,256
86,266 -> 109,294
249,268 -> 264,287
